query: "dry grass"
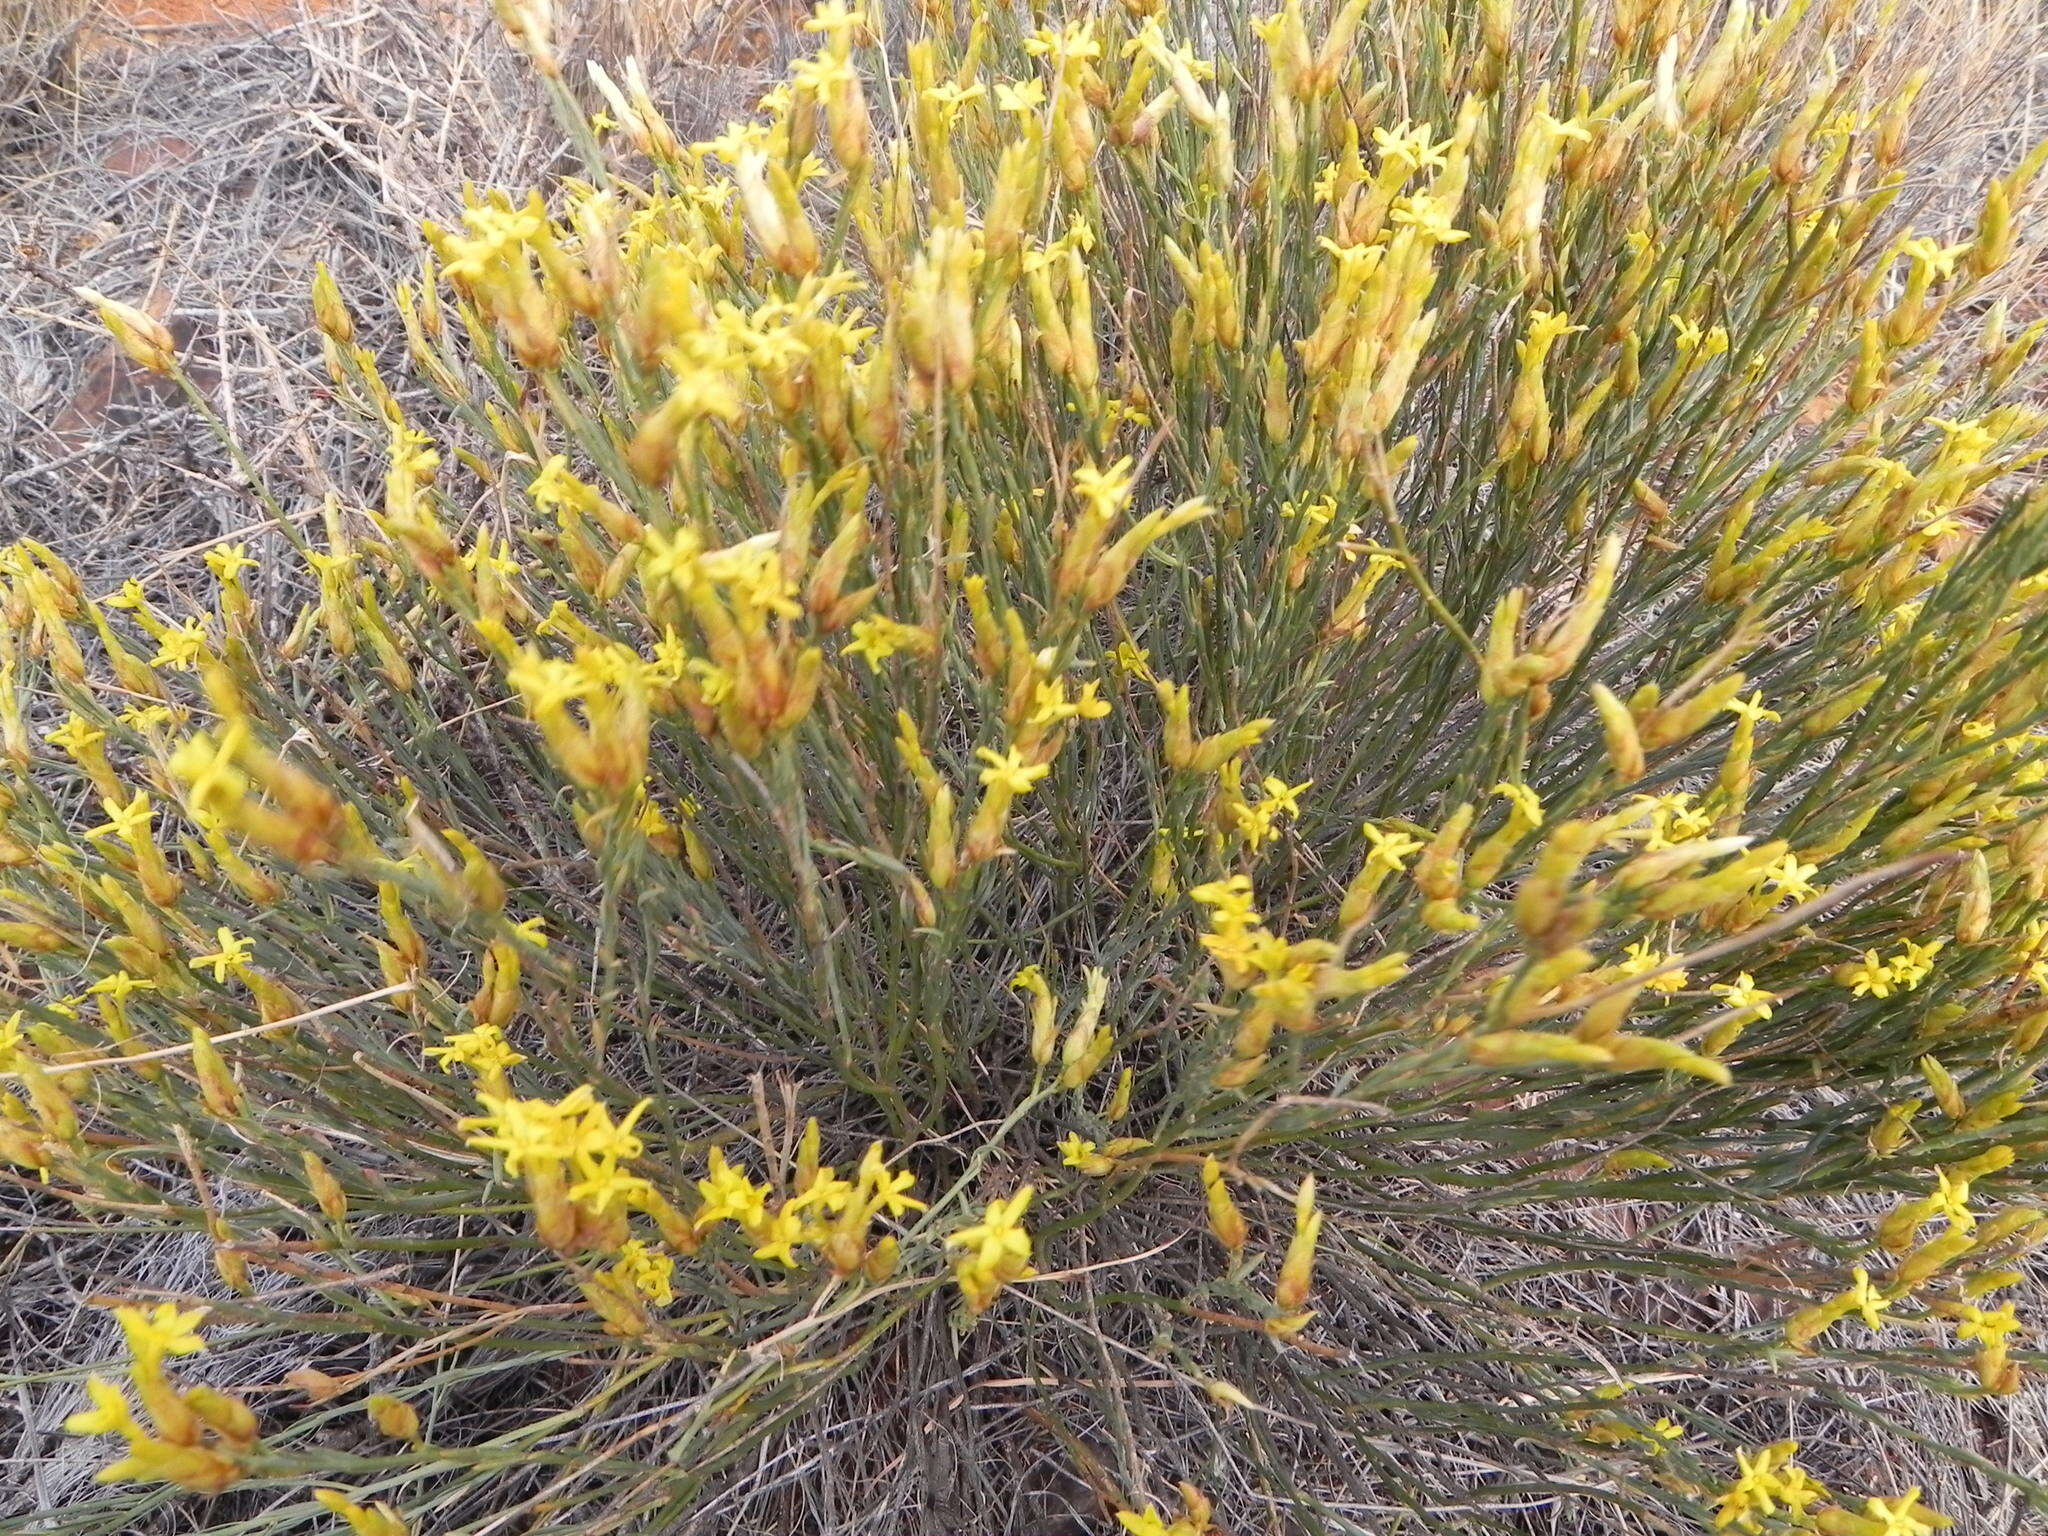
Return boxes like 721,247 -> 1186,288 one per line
6,3 -> 2048,1533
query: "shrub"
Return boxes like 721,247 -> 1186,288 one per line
9,0 -> 2048,1531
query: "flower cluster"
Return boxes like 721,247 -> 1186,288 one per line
1710,1442 -> 1947,1536
63,1307 -> 257,1495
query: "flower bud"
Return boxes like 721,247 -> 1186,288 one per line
366,1394 -> 422,1444
311,262 -> 355,345
301,1150 -> 349,1225
1201,1156 -> 1248,1253
75,286 -> 177,375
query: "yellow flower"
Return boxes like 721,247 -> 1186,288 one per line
946,1185 -> 1036,1313
1955,1302 -> 2020,1348
1110,640 -> 1154,681
996,79 -> 1047,114
1059,1133 -> 1109,1174
425,1023 -> 527,1077
1930,1168 -> 1974,1232
1372,119 -> 1451,176
116,1303 -> 210,1374
189,927 -> 255,983
1116,1509 -> 1192,1536
566,1161 -> 654,1216
1713,1442 -> 1807,1532
801,0 -> 867,41
1888,938 -> 1943,990
1190,874 -> 1259,927
150,618 -> 212,672
843,615 -> 935,673
610,1239 -> 675,1306
852,1141 -> 926,1219
1843,1266 -> 1890,1330
1855,1488 -> 1942,1536
313,1489 -> 409,1536
1619,939 -> 1687,995
751,1204 -> 811,1268
1842,951 -> 1898,999
1389,192 -> 1467,244
694,1146 -> 770,1232
1710,973 -> 1776,1020
87,971 -> 156,1000
461,1085 -> 598,1177
46,714 -> 107,760
1360,822 -> 1424,872
1071,457 -> 1136,521
85,791 -> 154,848
1492,781 -> 1543,827
1259,776 -> 1312,819
118,703 -> 176,733
1725,691 -> 1780,726
976,747 -> 1051,797
64,1377 -> 138,1439
204,544 -> 258,585
1761,855 -> 1819,902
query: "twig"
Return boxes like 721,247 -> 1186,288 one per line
4,980 -> 413,1077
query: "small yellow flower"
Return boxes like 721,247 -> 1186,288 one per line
1492,781 -> 1543,827
610,1239 -> 675,1306
1842,951 -> 1898,999
694,1146 -> 770,1232
462,1086 -> 597,1177
1854,1488 -> 1940,1536
976,747 -> 1051,797
843,615 -> 935,673
1710,973 -> 1776,1020
189,928 -> 255,983
1360,822 -> 1424,873
85,791 -> 154,848
115,1303 -> 210,1373
204,544 -> 258,585
88,971 -> 157,1001
313,1489 -> 408,1536
946,1185 -> 1036,1313
1955,1302 -> 2020,1348
852,1142 -> 925,1219
1725,691 -> 1780,726
1930,1168 -> 1974,1232
1071,457 -> 1137,521
996,79 -> 1047,114
426,1024 -> 527,1078
1620,939 -> 1688,995
1761,855 -> 1819,902
46,714 -> 107,760
118,703 -> 176,733
1059,1132 -> 1110,1174
150,618 -> 212,672
751,1205 -> 810,1268
1260,776 -> 1312,819
1843,1266 -> 1890,1330
1110,640 -> 1154,681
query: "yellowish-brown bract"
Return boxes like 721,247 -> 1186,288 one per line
8,1 -> 2048,1531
